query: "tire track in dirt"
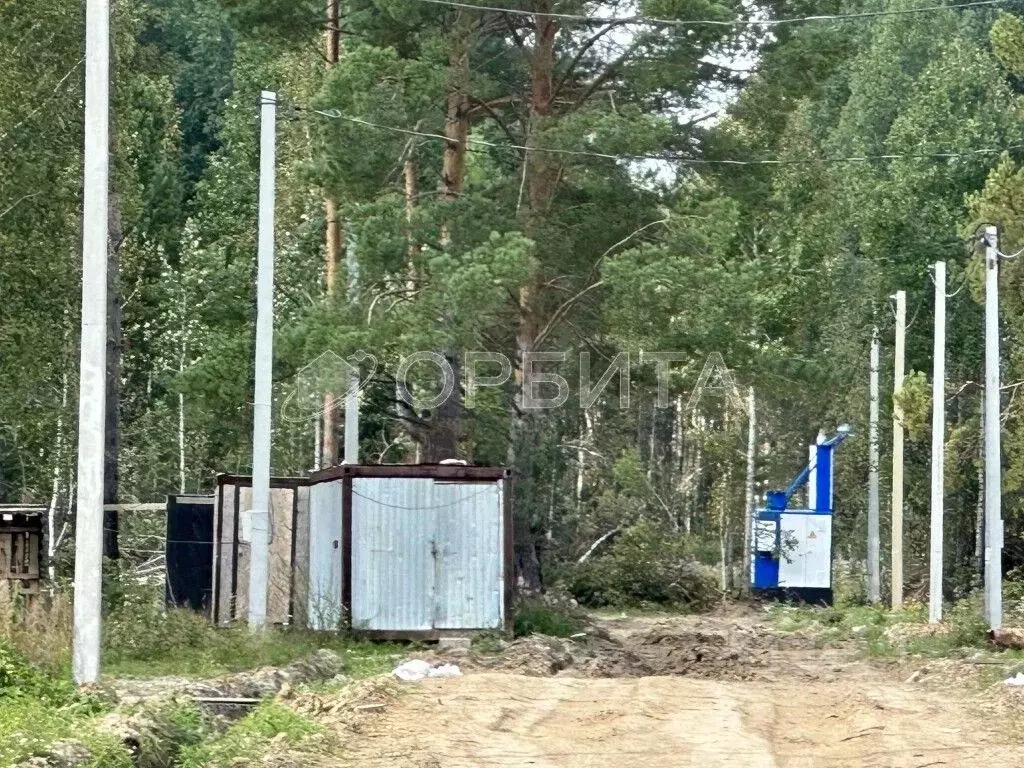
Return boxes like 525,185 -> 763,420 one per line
328,672 -> 1021,767
293,613 -> 1024,767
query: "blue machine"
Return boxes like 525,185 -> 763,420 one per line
751,425 -> 852,604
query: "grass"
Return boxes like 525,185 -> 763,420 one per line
0,632 -> 127,767
0,581 -> 402,766
0,696 -> 133,768
175,701 -> 326,768
104,615 -> 398,679
512,598 -> 587,638
765,597 -> 992,658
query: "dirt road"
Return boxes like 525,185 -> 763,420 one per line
299,613 -> 1024,767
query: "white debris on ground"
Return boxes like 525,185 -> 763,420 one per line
393,660 -> 463,682
1003,672 -> 1024,686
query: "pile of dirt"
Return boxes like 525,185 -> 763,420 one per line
287,677 -> 400,734
622,625 -> 769,680
884,622 -> 951,645
112,648 -> 347,709
415,623 -> 772,681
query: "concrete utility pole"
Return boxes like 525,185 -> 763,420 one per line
983,226 -> 1003,629
891,290 -> 906,608
343,231 -> 360,465
867,328 -> 881,604
743,386 -> 756,591
929,261 -> 946,623
248,91 -> 277,630
72,0 -> 111,686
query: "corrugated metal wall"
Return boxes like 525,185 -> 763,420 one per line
307,479 -> 343,630
349,477 -> 503,632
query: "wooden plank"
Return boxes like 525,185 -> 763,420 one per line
341,475 -> 352,626
310,464 -> 509,484
267,487 -> 293,625
292,485 -> 310,628
212,483 -> 224,623
235,486 -> 252,622
218,484 -> 237,625
216,474 -> 308,489
25,533 -> 39,579
503,476 -> 514,634
192,697 -> 260,706
0,534 -> 11,576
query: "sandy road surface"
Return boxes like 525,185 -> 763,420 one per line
302,614 -> 1024,767
335,672 -> 1020,767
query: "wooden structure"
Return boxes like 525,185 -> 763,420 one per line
212,476 -> 310,627
0,504 -> 45,595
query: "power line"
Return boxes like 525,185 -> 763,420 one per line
980,233 -> 1023,259
313,108 -> 1024,166
399,0 -> 1010,27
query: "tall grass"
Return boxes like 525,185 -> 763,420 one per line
0,581 -> 72,670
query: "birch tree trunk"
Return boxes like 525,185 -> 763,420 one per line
48,367 -> 68,581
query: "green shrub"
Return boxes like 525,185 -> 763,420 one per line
512,599 -> 586,638
176,702 -> 322,768
0,639 -> 77,706
564,521 -> 719,610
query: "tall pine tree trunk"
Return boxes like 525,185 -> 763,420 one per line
510,1 -> 558,592
422,11 -> 472,462
322,0 -> 341,468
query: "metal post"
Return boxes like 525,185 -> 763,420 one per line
891,290 -> 906,608
249,90 -> 277,630
929,261 -> 946,623
743,386 -> 756,592
984,227 -> 1003,629
72,0 -> 110,686
343,228 -> 360,465
867,328 -> 880,604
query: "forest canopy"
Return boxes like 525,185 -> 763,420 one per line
2,0 -> 1024,598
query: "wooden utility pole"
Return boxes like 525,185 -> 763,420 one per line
891,290 -> 906,607
867,328 -> 881,604
322,0 -> 341,468
929,262 -> 946,623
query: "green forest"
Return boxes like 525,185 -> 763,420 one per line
4,0 -> 1024,603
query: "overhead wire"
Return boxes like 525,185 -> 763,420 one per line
398,0 -> 1011,27
311,108 -> 1024,166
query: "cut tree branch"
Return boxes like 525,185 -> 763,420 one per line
578,527 -> 622,563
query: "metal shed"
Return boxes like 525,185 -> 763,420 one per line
307,465 -> 512,638
210,465 -> 511,639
